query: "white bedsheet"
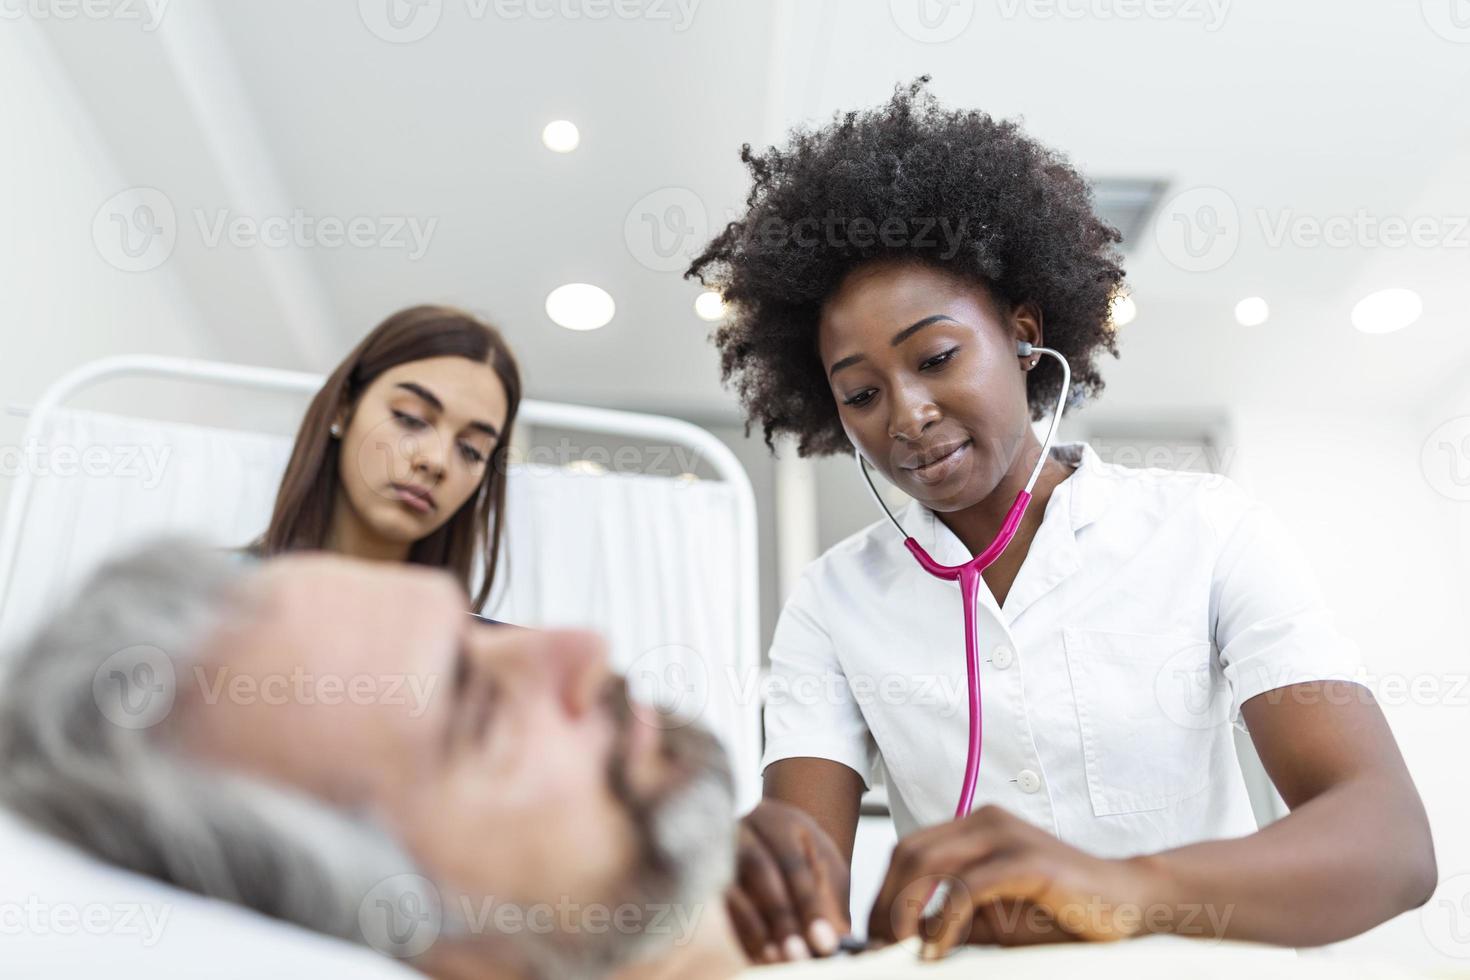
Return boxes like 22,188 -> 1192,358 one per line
747,935 -> 1439,980
0,809 -> 415,977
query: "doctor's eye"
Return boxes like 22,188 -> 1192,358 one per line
919,347 -> 960,371
392,410 -> 429,431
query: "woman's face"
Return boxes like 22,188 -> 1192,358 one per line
817,261 -> 1040,512
335,355 -> 509,546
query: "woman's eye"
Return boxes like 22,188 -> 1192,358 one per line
392,410 -> 428,431
459,443 -> 487,465
844,390 -> 876,408
921,347 -> 960,371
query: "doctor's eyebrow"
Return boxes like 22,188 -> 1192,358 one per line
827,314 -> 960,377
394,381 -> 501,439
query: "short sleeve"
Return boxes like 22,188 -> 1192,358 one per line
1209,488 -> 1366,721
760,563 -> 878,788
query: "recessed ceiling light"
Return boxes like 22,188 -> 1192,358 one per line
694,290 -> 726,322
1234,296 -> 1269,326
1351,288 -> 1422,334
545,283 -> 614,331
1109,293 -> 1136,327
541,120 -> 580,153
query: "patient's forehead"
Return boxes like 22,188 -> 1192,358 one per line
247,554 -> 462,614
219,554 -> 467,665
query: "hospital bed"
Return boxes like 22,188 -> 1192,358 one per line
0,355 -> 761,974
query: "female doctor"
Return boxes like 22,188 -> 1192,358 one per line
687,80 -> 1436,962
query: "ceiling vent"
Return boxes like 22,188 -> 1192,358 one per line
1090,177 -> 1169,251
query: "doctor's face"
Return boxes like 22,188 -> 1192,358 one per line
179,557 -> 733,959
818,260 -> 1041,512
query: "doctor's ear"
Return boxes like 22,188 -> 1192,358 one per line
1007,300 -> 1044,367
1016,340 -> 1040,371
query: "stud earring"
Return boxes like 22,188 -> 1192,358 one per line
330,423 -> 343,437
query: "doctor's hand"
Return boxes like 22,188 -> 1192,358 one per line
867,804 -> 1168,958
726,799 -> 852,964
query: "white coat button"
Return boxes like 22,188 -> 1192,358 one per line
1016,769 -> 1041,794
991,645 -> 1015,670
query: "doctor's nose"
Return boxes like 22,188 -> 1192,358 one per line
888,390 -> 941,443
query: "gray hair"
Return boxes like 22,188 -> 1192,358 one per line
0,539 -> 436,958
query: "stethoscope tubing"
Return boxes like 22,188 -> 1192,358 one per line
855,344 -> 1071,821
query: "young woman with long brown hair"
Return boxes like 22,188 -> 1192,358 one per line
253,304 -> 521,612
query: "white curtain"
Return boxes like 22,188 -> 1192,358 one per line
0,408 -> 758,806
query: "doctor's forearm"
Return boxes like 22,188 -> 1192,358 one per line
1136,769 -> 1436,945
1133,681 -> 1438,946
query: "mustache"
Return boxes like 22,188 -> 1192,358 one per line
600,675 -> 729,873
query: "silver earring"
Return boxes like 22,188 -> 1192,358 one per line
330,423 -> 343,437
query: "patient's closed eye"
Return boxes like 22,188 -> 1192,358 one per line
447,642 -> 498,752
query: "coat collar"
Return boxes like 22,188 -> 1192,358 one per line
901,441 -> 1119,625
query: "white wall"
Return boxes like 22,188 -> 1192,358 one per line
1229,406 -> 1468,966
0,22 -> 214,519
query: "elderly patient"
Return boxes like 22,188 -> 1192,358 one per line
0,540 -> 747,979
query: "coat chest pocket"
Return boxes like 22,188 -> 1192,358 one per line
1062,627 -> 1229,816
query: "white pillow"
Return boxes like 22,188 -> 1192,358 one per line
0,810 -> 417,977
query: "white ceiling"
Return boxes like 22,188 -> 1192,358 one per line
36,0 -> 1470,424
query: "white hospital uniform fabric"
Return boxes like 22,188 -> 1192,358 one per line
761,442 -> 1364,855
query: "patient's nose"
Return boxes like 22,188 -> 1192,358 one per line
539,630 -> 612,717
484,629 -> 612,719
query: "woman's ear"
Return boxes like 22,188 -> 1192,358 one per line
329,404 -> 350,439
1010,301 -> 1044,370
1010,300 -> 1044,351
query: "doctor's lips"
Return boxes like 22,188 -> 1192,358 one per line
899,438 -> 973,479
390,482 -> 438,514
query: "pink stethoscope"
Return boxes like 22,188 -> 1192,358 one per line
854,340 -> 1071,821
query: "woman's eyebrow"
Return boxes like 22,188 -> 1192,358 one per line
395,381 -> 443,411
889,313 -> 957,346
828,314 -> 960,378
395,381 -> 500,439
